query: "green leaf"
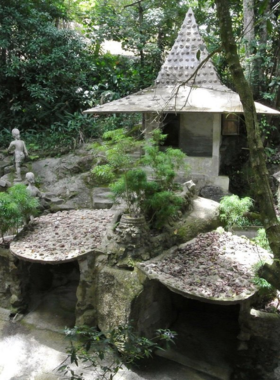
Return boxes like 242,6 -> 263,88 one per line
266,19 -> 272,34
259,0 -> 269,15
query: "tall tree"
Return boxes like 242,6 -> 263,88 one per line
243,0 -> 255,87
215,0 -> 280,289
86,0 -> 189,83
0,0 -> 94,135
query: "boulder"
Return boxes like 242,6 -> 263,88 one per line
200,185 -> 227,202
164,196 -> 220,244
30,152 -> 94,210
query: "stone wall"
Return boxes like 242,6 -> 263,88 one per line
130,275 -> 177,338
76,251 -> 144,330
0,249 -> 26,313
249,309 -> 280,351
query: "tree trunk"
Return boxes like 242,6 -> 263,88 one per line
257,1 -> 269,97
243,0 -> 262,97
273,38 -> 280,109
243,0 -> 255,86
138,2 -> 145,69
215,0 -> 280,288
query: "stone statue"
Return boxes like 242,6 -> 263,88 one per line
26,172 -> 41,198
7,128 -> 28,181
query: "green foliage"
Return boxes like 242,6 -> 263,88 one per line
0,1 -> 91,129
0,184 -> 39,241
96,114 -> 142,134
143,129 -> 189,190
110,169 -> 148,217
145,190 -> 184,228
219,194 -> 255,230
252,260 -> 276,308
59,324 -> 176,380
0,192 -> 21,242
253,276 -> 273,290
92,128 -> 145,215
0,0 -> 106,151
86,0 -> 189,85
252,228 -> 272,253
92,128 -> 188,227
21,113 -> 101,155
8,184 -> 39,224
92,128 -> 143,180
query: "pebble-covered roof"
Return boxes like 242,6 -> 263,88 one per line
84,9 -> 279,115
138,231 -> 273,305
10,210 -> 114,263
155,9 -> 225,90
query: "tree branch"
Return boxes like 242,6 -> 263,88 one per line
124,1 -> 143,9
160,46 -> 222,112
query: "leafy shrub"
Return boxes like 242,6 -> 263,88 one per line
92,128 -> 189,227
219,194 -> 256,230
59,324 -> 176,380
142,129 -> 189,190
8,184 -> 39,224
0,184 -> 39,242
0,193 -> 21,243
252,228 -> 271,252
110,169 -> 148,217
145,190 -> 184,228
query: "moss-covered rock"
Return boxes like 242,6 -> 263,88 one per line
167,196 -> 220,244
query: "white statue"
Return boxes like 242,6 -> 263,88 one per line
26,172 -> 41,198
7,128 -> 28,181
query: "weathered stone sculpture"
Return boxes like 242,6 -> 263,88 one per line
26,172 -> 41,198
7,128 -> 28,181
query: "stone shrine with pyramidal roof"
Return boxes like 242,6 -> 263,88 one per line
84,9 -> 280,191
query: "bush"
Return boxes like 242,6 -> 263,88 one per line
92,128 -> 189,227
0,184 -> 39,242
59,324 -> 176,380
252,228 -> 271,252
219,194 -> 255,230
0,192 -> 21,242
8,184 -> 39,224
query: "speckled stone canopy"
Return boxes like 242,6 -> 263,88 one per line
84,9 -> 279,115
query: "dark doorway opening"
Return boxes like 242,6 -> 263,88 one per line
162,114 -> 180,148
166,292 -> 240,377
22,261 -> 80,329
132,280 -> 240,378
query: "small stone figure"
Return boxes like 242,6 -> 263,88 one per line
7,128 -> 28,181
26,172 -> 41,198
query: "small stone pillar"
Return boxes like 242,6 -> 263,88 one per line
237,299 -> 252,350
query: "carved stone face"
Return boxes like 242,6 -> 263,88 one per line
26,172 -> 35,184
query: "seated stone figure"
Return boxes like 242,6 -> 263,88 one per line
7,128 -> 28,181
26,172 -> 42,198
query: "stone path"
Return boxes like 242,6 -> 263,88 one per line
0,310 -> 216,380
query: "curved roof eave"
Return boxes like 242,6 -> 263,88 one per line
83,9 -> 280,117
83,85 -> 280,115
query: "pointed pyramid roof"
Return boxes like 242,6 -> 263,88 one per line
155,9 -> 226,91
84,9 -> 279,115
